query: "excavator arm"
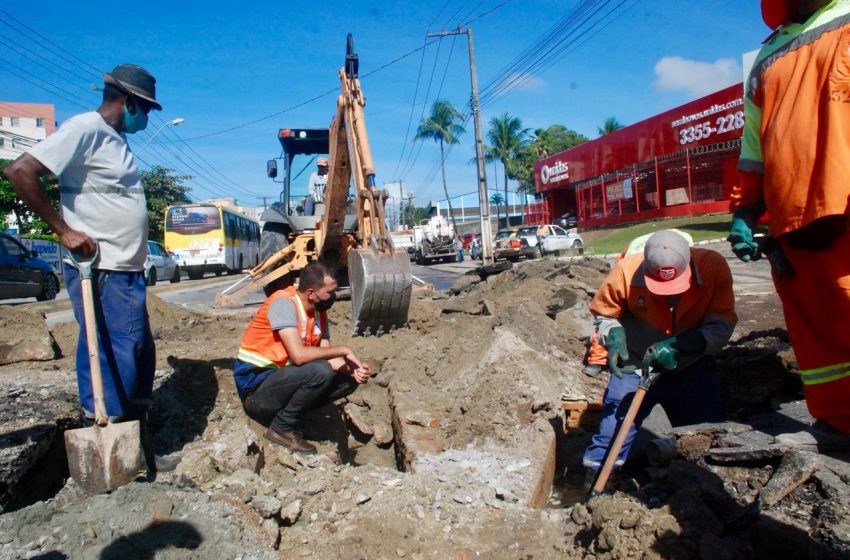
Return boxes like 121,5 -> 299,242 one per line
218,34 -> 411,336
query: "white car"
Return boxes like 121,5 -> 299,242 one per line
145,240 -> 181,286
535,224 -> 583,254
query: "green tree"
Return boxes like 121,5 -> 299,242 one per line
489,192 -> 505,227
485,113 -> 529,223
511,125 -> 589,197
597,117 -> 624,136
141,165 -> 193,242
0,158 -> 59,235
411,206 -> 430,225
415,100 -> 465,234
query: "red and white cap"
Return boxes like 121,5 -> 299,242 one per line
643,230 -> 692,296
762,0 -> 793,29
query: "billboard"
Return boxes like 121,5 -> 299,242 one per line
19,237 -> 65,277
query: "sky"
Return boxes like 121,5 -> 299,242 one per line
1,0 -> 771,212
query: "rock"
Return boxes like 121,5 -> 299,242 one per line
373,425 -> 394,447
261,518 -> 280,548
355,494 -> 371,505
759,449 -> 822,508
707,444 -> 790,463
481,299 -> 497,316
0,308 -> 58,364
404,411 -> 439,428
344,403 -> 374,437
252,495 -> 282,519
281,499 -> 303,525
303,480 -> 326,496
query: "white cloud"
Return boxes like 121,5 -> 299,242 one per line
653,56 -> 742,98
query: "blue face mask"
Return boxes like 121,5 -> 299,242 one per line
123,99 -> 148,134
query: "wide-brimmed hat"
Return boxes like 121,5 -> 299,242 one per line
103,64 -> 162,110
762,0 -> 792,29
643,230 -> 692,296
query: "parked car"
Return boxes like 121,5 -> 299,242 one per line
0,233 -> 60,301
145,240 -> 181,286
554,211 -> 578,229
493,227 -> 522,261
535,224 -> 583,254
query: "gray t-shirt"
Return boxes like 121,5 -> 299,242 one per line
28,111 -> 148,271
267,298 -> 330,340
307,172 -> 328,201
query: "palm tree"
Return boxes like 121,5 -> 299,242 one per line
415,100 -> 465,233
486,113 -> 529,223
489,193 -> 505,228
597,117 -> 624,136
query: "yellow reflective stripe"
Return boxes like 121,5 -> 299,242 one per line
800,362 -> 850,385
237,348 -> 275,368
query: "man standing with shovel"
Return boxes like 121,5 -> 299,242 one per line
3,64 -> 178,488
582,231 -> 737,489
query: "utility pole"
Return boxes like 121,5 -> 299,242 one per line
427,26 -> 493,265
256,196 -> 271,210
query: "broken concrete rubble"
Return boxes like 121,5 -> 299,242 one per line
1,256 -> 848,558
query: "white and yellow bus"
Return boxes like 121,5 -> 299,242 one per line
164,204 -> 260,280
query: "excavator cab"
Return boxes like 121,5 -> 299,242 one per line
260,128 -> 357,262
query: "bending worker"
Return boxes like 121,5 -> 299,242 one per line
729,0 -> 850,433
583,231 -> 736,476
582,229 -> 695,378
233,261 -> 369,455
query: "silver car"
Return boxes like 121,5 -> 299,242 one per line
145,241 -> 181,286
535,224 -> 583,254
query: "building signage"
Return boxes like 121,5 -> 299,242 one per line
540,160 -> 569,185
533,83 -> 745,192
19,237 -> 65,277
671,98 -> 744,146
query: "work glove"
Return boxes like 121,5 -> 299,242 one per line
727,205 -> 763,262
647,329 -> 707,372
605,327 -> 631,379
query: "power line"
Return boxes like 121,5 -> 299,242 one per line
0,9 -> 102,78
0,60 -> 92,110
0,32 -> 100,86
389,35 -> 429,180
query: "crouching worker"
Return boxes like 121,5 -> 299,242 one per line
233,261 -> 370,455
583,231 -> 736,480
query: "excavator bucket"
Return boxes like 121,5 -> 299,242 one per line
348,247 -> 412,335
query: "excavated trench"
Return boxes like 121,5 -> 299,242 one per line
5,255 -> 850,559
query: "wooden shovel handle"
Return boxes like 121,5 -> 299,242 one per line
591,387 -> 648,495
80,277 -> 108,426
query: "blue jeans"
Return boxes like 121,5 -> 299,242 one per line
583,357 -> 723,470
65,265 -> 155,420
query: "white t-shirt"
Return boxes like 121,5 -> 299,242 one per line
28,111 -> 148,271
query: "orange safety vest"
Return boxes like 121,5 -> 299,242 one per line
236,286 -> 328,371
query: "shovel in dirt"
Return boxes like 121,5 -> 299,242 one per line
588,350 -> 661,498
64,249 -> 143,494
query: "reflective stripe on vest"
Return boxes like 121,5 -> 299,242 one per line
235,286 -> 327,371
800,361 -> 850,385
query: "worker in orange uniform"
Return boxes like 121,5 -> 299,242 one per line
582,229 -> 695,378
729,0 -> 850,433
583,231 -> 737,474
233,261 -> 370,454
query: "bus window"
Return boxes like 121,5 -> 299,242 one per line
166,206 -> 221,235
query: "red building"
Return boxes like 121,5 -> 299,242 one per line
533,84 -> 744,228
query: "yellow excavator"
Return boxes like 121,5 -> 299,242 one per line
217,35 -> 412,335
